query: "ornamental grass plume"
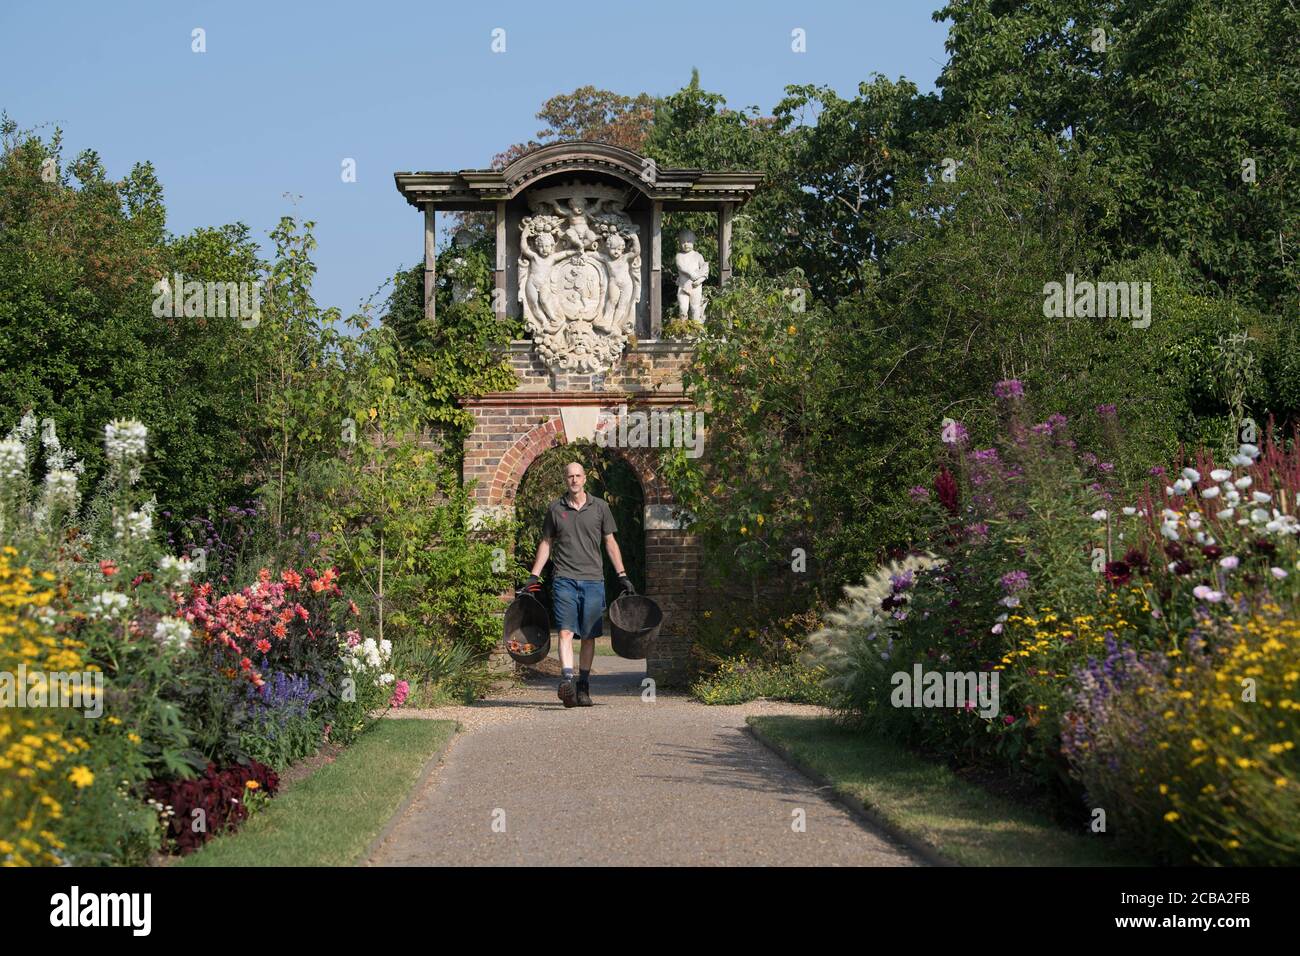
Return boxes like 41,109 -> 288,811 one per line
800,553 -> 945,694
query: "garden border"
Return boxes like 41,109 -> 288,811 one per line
359,720 -> 462,865
746,719 -> 955,868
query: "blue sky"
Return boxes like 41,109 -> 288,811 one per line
0,1 -> 950,314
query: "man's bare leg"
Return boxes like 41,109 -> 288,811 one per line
558,629 -> 575,671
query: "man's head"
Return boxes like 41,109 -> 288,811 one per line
564,462 -> 586,496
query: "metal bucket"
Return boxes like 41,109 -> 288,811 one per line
608,594 -> 663,660
504,593 -> 551,665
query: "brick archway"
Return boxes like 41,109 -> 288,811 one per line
460,342 -> 701,684
485,417 -> 674,512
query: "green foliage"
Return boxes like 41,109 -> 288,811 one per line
931,0 -> 1300,310
0,121 -> 262,524
690,659 -> 833,706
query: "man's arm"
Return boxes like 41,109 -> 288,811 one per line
603,533 -> 625,576
530,537 -> 552,577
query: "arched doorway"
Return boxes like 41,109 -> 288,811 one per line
513,441 -> 646,625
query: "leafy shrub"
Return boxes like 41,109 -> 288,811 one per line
690,660 -> 833,706
145,759 -> 279,855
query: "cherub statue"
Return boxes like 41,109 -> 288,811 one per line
561,199 -> 601,253
675,229 -> 709,323
595,230 -> 641,334
519,220 -> 578,331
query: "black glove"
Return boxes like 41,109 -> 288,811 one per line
517,574 -> 542,597
618,574 -> 636,596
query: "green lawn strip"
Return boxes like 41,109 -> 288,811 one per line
748,715 -> 1144,867
179,719 -> 458,867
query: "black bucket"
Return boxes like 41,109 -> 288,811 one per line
503,593 -> 551,665
608,594 -> 663,660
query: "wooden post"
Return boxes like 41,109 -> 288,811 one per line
650,200 -> 663,338
495,201 -> 507,321
423,206 -> 436,324
719,203 -> 733,287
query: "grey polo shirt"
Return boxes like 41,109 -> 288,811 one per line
542,494 -> 617,581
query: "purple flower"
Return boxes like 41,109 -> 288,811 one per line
1000,570 -> 1030,593
994,379 -> 1024,400
909,485 -> 930,501
1096,404 -> 1117,418
941,420 -> 970,444
1149,466 -> 1166,477
971,448 -> 999,462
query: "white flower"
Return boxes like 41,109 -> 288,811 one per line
1220,556 -> 1240,570
1201,486 -> 1220,499
1186,512 -> 1202,529
1235,476 -> 1253,489
1251,508 -> 1271,524
1216,508 -> 1236,521
1172,478 -> 1192,494
89,590 -> 129,620
1252,491 -> 1272,504
42,469 -> 79,510
1229,454 -> 1252,467
104,419 -> 148,465
1226,489 -> 1241,505
1210,469 -> 1232,483
157,555 -> 196,586
1271,567 -> 1288,580
1167,561 -> 1179,573
1239,443 -> 1260,460
1192,585 -> 1223,603
1122,507 -> 1137,516
0,439 -> 26,481
154,617 -> 192,649
1181,468 -> 1201,482
113,509 -> 153,542
1161,523 -> 1180,541
1091,509 -> 1109,521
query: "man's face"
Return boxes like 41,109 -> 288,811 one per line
565,466 -> 585,495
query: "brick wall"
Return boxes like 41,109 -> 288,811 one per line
462,339 -> 700,685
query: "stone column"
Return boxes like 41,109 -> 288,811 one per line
423,206 -> 436,323
650,201 -> 663,337
495,200 -> 507,321
718,203 -> 733,287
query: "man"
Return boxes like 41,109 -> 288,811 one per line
519,461 -> 634,707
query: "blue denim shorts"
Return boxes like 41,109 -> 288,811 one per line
552,577 -> 605,639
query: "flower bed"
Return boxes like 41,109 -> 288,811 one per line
803,383 -> 1300,863
1,414 -> 405,864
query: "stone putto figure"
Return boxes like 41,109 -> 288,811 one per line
517,182 -> 643,374
675,229 -> 709,323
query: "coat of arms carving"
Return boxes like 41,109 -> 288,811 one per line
518,181 -> 641,374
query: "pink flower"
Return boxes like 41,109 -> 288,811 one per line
389,679 -> 410,708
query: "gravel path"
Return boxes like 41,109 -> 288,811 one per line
366,656 -> 922,866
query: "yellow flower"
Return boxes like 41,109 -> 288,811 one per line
739,526 -> 748,536
1163,811 -> 1180,823
756,514 -> 765,526
245,780 -> 260,790
787,324 -> 797,335
127,733 -> 141,745
67,766 -> 94,789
